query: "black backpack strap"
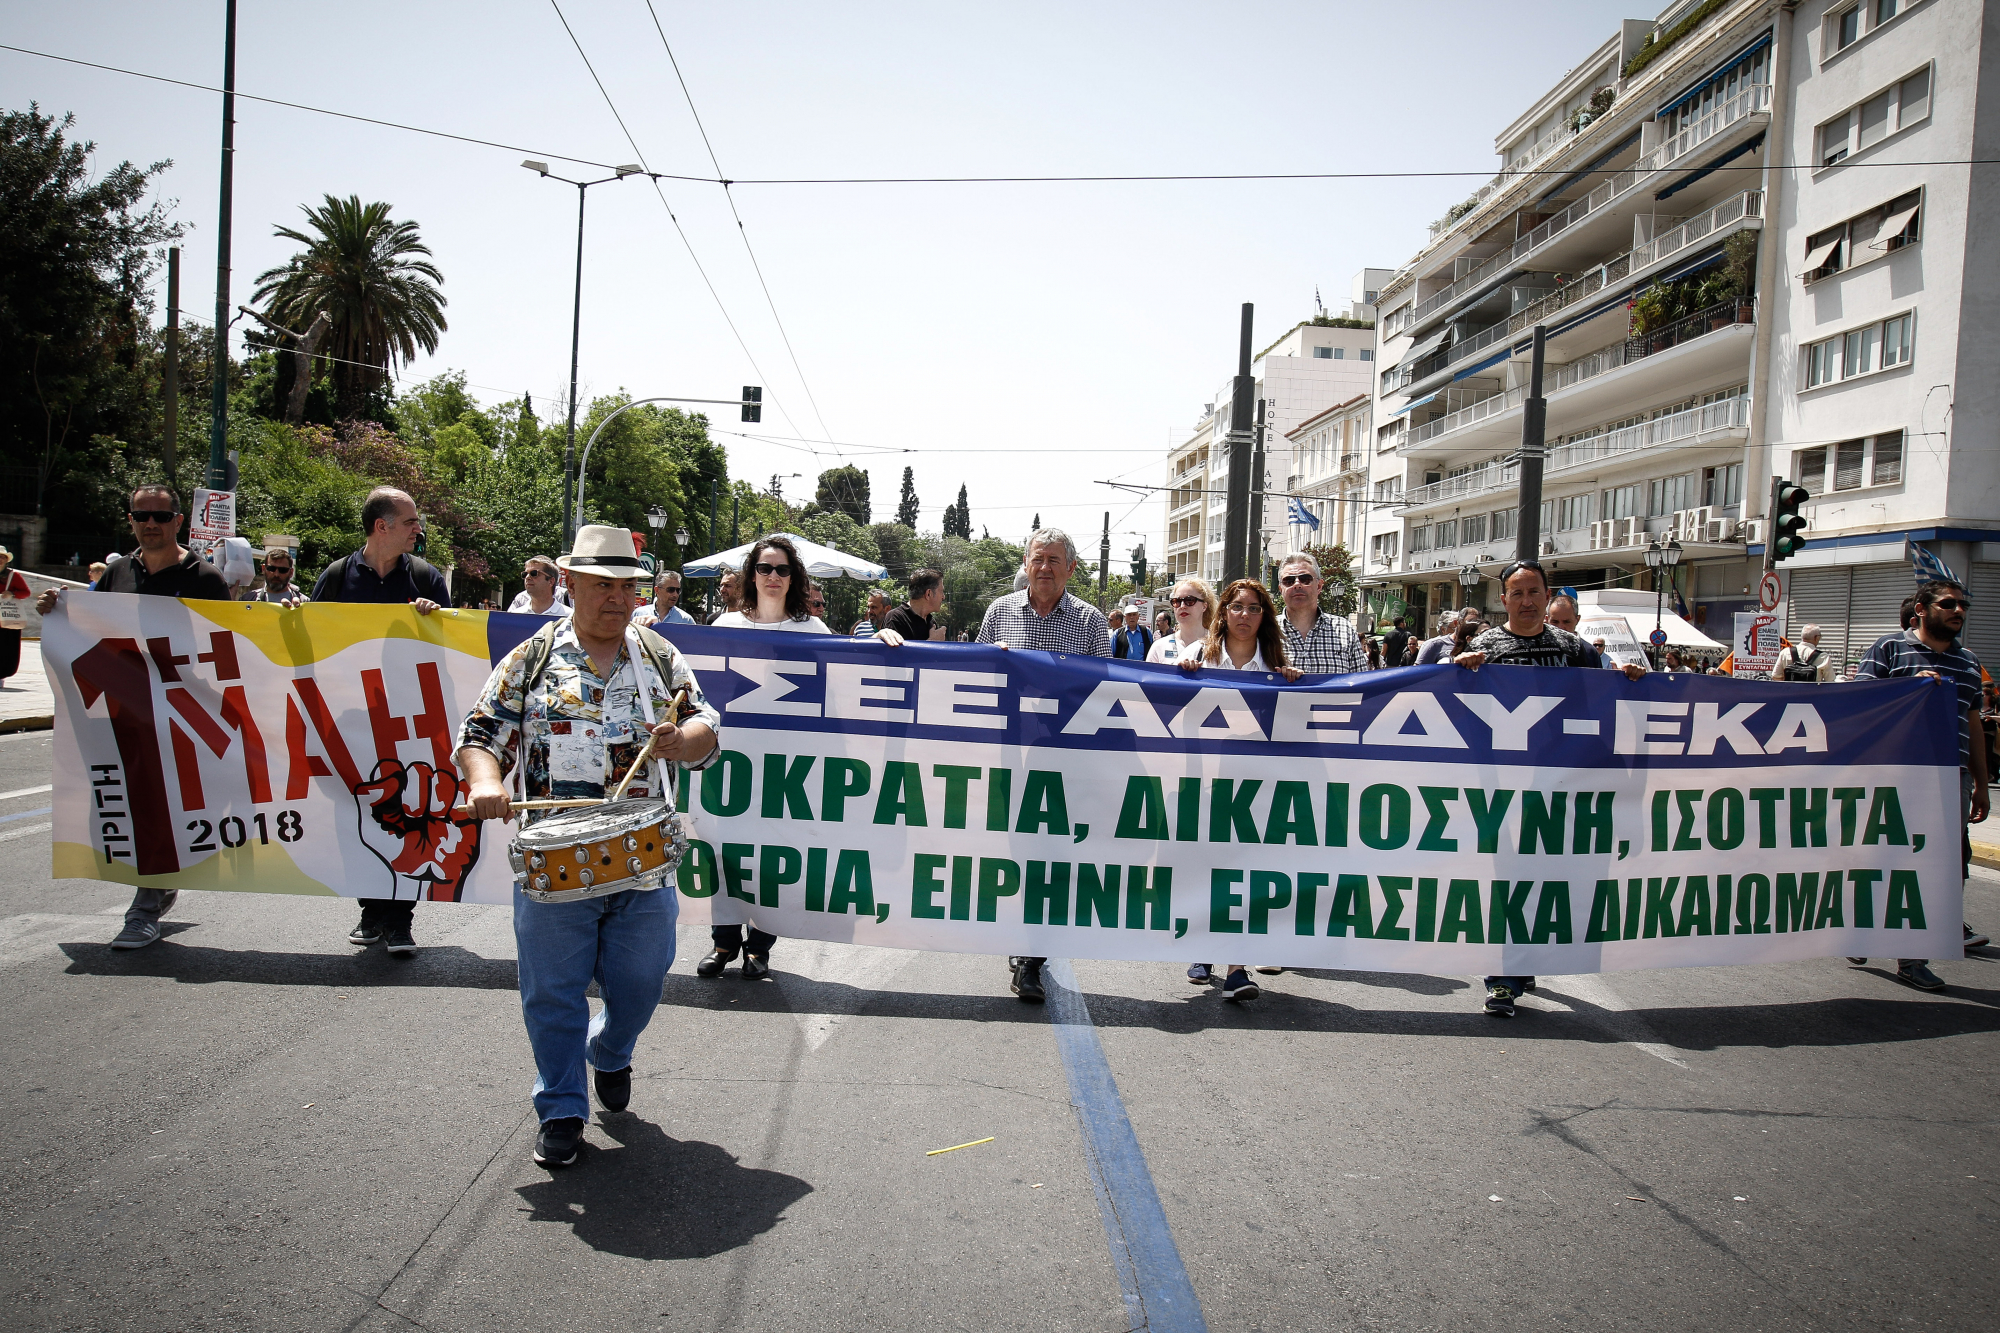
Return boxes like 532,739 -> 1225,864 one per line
630,623 -> 681,702
520,620 -> 560,697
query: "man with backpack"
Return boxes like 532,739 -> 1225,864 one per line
1772,625 -> 1833,682
309,487 -> 450,955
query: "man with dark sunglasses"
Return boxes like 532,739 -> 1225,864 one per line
1850,579 -> 1991,989
35,484 -> 230,949
249,546 -> 303,603
508,556 -> 569,617
1275,553 -> 1366,675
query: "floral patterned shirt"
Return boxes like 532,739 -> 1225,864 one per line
455,620 -> 721,822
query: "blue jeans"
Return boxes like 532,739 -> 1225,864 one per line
513,882 -> 679,1122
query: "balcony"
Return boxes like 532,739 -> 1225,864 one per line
1389,191 -> 1761,398
1401,299 -> 1756,460
1408,84 -> 1771,336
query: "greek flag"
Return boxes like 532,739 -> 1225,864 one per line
1287,497 -> 1321,531
1906,539 -> 1960,586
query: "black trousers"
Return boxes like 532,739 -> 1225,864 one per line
0,627 -> 19,680
357,897 -> 416,927
712,924 -> 777,955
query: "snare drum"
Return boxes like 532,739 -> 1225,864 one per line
508,798 -> 687,904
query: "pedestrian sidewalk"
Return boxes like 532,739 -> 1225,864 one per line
1,639 -> 53,732
1972,821 -> 2000,874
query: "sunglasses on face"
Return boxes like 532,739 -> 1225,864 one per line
1278,573 -> 1316,587
1933,598 -> 1972,612
753,562 -> 792,577
660,585 -> 681,595
524,569 -> 551,580
129,510 -> 179,524
1169,596 -> 1203,608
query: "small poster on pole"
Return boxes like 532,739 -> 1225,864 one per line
1734,610 -> 1785,678
190,488 -> 235,543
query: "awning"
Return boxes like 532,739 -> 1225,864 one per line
1649,245 -> 1729,287
1655,32 -> 1773,118
1801,237 -> 1840,273
1394,329 -> 1450,369
1453,347 -> 1516,381
682,532 -> 887,581
1578,608 -> 1727,654
1388,392 -> 1439,418
1869,204 -> 1919,248
1654,131 -> 1763,201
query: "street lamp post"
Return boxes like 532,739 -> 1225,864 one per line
522,159 -> 644,547
1457,563 -> 1481,608
1645,538 -> 1683,666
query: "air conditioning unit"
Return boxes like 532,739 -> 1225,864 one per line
1615,516 -> 1642,547
1740,518 -> 1763,544
1706,516 -> 1737,542
1589,519 -> 1612,551
1542,539 -> 1558,556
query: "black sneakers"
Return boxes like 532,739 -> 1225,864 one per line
1009,957 -> 1045,1003
1484,984 -> 1517,1017
347,914 -> 382,946
594,1066 -> 632,1113
534,1116 -> 585,1167
383,923 -> 417,956
1896,962 -> 1946,991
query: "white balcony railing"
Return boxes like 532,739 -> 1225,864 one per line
1390,191 -> 1761,395
1398,395 -> 1753,512
1415,83 -> 1770,307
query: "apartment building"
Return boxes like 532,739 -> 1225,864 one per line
1283,394 -> 1373,558
1162,270 -> 1389,586
1361,0 -> 1999,666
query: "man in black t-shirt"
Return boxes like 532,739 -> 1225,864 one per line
885,568 -> 945,641
37,484 -> 231,950
1455,560 -> 1644,1016
308,487 -> 448,957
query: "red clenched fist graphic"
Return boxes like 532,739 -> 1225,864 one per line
353,759 -> 484,902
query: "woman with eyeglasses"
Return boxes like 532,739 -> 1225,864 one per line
1146,578 -> 1215,664
701,536 -> 827,979
1174,579 -> 1300,1000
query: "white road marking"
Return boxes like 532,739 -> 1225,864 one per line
770,939 -> 916,1051
0,822 -> 51,844
0,784 -> 53,800
0,913 -> 112,966
1533,973 -> 1691,1068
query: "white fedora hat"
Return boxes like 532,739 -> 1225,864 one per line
557,524 -> 647,577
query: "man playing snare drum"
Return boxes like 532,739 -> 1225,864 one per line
456,525 -> 721,1169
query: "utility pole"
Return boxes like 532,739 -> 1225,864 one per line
1247,396 -> 1268,582
206,0 -> 238,493
1222,304 -> 1255,584
732,490 -> 740,549
707,476 -> 719,554
163,246 -> 180,487
1099,511 -> 1111,611
1513,325 -> 1548,564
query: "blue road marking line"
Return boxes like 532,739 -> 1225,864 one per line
1045,959 -> 1207,1333
0,806 -> 52,825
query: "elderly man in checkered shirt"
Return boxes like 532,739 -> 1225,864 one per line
976,527 -> 1111,1001
1274,552 -> 1367,675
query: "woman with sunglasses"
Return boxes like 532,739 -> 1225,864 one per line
1146,578 -> 1215,664
702,536 -> 827,978
1176,579 -> 1300,1000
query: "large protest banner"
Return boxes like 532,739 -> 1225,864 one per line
46,596 -> 1962,974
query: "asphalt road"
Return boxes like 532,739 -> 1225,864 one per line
1,724 -> 1995,1332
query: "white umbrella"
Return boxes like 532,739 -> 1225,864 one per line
682,532 -> 887,581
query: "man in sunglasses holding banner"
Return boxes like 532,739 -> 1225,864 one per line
1274,553 -> 1367,676
35,483 -> 231,950
1850,578 -> 1992,990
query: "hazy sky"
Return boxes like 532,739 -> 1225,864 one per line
6,0 -> 1650,556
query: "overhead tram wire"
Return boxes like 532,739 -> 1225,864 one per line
542,2 -> 808,441
643,0 -> 836,450
5,45 -> 1984,185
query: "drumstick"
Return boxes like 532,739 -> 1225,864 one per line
608,685 -> 692,804
452,798 -> 603,813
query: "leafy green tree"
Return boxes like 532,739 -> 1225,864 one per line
0,105 -> 182,537
942,484 -> 973,539
813,465 -> 871,525
895,466 -> 920,528
797,510 -> 881,630
251,194 -> 446,419
1303,541 -> 1358,615
868,521 -> 917,581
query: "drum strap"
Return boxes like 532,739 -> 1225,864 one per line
510,621 -> 674,803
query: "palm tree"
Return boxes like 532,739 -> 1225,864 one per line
252,195 -> 446,417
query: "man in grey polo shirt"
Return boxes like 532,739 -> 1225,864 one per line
976,527 -> 1111,1000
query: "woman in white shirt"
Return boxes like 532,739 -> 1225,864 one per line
1176,578 -> 1301,1001
1146,578 -> 1215,664
700,536 -> 828,980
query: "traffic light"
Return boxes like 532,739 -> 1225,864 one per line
741,386 -> 762,423
1130,546 -> 1147,589
1769,480 -> 1809,565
